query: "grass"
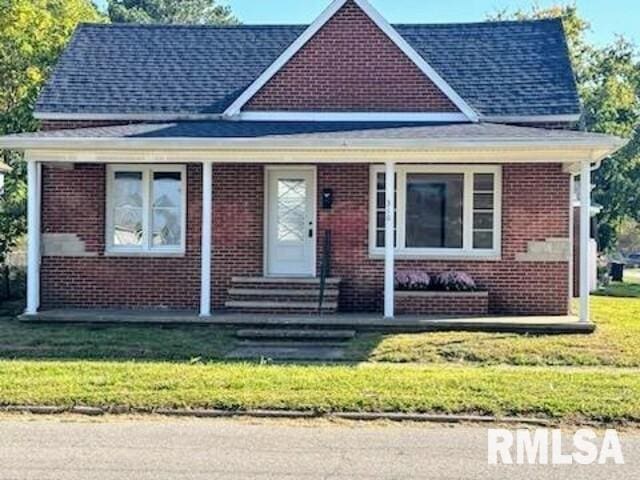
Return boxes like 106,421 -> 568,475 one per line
350,295 -> 640,366
0,317 -> 234,362
0,277 -> 638,422
0,361 -> 638,422
349,283 -> 640,367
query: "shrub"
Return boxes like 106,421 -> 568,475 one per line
434,271 -> 477,292
395,270 -> 430,291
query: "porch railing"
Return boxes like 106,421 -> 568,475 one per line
318,229 -> 332,314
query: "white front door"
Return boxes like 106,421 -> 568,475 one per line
266,167 -> 316,277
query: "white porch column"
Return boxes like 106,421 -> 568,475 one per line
200,161 -> 213,317
579,160 -> 591,323
384,160 -> 395,318
25,160 -> 41,315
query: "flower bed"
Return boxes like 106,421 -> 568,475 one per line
394,269 -> 488,316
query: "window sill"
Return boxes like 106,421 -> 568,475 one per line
104,250 -> 186,258
369,250 -> 501,262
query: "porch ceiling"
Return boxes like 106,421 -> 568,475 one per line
1,121 -> 626,164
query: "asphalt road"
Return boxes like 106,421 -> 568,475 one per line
0,416 -> 638,479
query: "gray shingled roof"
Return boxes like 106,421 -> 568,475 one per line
36,19 -> 580,119
4,121 -> 617,143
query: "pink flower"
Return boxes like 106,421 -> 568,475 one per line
395,270 -> 430,290
434,271 -> 477,291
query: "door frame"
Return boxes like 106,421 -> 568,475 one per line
263,165 -> 317,277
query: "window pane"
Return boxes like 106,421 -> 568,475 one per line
113,172 -> 143,246
375,172 -> 397,248
474,231 -> 494,249
152,171 -> 182,247
473,212 -> 494,230
405,173 -> 463,248
474,173 -> 494,191
153,172 -> 181,208
276,179 -> 306,242
473,193 -> 493,210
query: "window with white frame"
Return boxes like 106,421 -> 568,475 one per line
370,165 -> 501,257
106,165 -> 186,254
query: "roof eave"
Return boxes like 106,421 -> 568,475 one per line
2,135 -> 626,160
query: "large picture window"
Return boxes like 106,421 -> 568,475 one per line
106,165 -> 186,254
370,165 -> 501,258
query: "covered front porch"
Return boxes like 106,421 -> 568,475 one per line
1,121 -> 625,324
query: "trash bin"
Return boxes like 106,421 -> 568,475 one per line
611,262 -> 624,282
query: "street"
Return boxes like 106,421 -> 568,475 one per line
0,416 -> 638,479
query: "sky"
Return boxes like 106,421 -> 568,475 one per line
94,1 -> 639,47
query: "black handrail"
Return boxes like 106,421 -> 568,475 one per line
318,229 -> 332,314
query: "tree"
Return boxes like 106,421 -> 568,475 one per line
490,5 -> 640,251
616,217 -> 640,254
108,0 -> 238,24
0,0 -> 103,264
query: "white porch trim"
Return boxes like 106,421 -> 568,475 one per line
234,111 -> 470,123
579,160 -> 591,323
384,160 -> 395,318
200,161 -> 213,316
25,159 -> 41,315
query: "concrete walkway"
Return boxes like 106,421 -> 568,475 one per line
0,417 -> 636,479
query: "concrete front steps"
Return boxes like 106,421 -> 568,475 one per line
225,277 -> 341,314
226,326 -> 357,361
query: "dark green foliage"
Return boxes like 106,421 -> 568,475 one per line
108,0 -> 238,24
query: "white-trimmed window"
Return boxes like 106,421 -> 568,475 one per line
106,165 -> 186,254
370,165 -> 502,258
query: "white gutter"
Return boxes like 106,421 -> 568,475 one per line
0,135 -> 626,152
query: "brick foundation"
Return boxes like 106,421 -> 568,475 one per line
395,291 -> 489,316
40,162 -> 571,315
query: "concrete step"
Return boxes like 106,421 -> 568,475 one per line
232,277 -> 341,286
225,300 -> 338,312
228,288 -> 338,298
235,329 -> 355,340
225,345 -> 347,361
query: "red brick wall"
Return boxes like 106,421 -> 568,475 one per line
40,162 -> 571,315
40,163 -> 202,310
245,0 -> 458,113
211,165 -> 264,308
316,163 -> 571,315
395,292 -> 489,316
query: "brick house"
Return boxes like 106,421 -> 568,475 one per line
0,0 -> 625,322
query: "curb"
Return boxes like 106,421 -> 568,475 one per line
1,405 -> 552,426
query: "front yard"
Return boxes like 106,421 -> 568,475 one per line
0,278 -> 638,424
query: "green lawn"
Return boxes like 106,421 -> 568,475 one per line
0,361 -> 638,422
0,317 -> 234,361
0,281 -> 638,423
351,295 -> 640,366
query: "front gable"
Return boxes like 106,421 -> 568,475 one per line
226,0 -> 478,121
